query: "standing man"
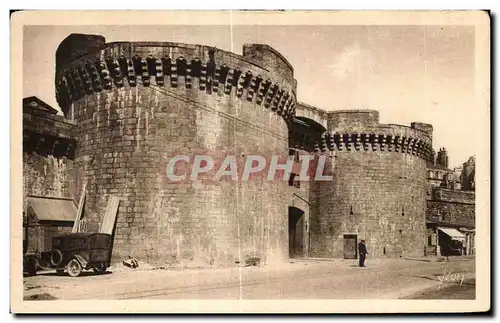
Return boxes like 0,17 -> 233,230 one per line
358,239 -> 368,267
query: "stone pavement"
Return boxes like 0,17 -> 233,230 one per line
23,258 -> 475,300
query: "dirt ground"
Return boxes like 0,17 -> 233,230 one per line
402,278 -> 475,299
23,257 -> 475,300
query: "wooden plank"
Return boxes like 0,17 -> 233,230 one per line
100,196 -> 121,235
78,219 -> 88,233
71,183 -> 86,233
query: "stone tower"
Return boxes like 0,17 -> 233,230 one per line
309,110 -> 433,258
54,34 -> 297,266
436,147 -> 449,168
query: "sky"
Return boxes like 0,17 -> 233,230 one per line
23,25 -> 476,168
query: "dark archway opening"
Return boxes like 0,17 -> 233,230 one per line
289,117 -> 327,153
288,206 -> 305,258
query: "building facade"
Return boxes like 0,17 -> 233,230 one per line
22,33 -> 474,266
22,96 -> 78,255
425,148 -> 476,256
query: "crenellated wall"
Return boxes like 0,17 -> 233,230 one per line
427,187 -> 475,228
23,104 -> 77,202
327,110 -> 380,130
54,33 -> 297,266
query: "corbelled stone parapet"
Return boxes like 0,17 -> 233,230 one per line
302,109 -> 435,162
23,106 -> 77,159
54,34 -> 297,122
314,131 -> 433,162
23,130 -> 76,160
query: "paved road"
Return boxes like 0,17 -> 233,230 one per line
24,258 -> 475,300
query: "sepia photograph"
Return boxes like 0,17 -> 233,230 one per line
10,10 -> 490,313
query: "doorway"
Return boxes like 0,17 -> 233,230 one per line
343,234 -> 357,259
288,206 -> 305,258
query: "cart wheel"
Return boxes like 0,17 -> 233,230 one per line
93,265 -> 107,275
66,259 -> 82,277
50,249 -> 63,267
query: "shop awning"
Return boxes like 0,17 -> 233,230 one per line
438,227 -> 466,241
26,196 -> 76,222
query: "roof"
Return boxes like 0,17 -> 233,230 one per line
26,196 -> 76,222
438,227 -> 466,240
23,96 -> 59,115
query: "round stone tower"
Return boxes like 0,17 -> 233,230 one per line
54,33 -> 297,266
310,110 -> 433,258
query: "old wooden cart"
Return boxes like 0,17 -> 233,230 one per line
39,232 -> 113,277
